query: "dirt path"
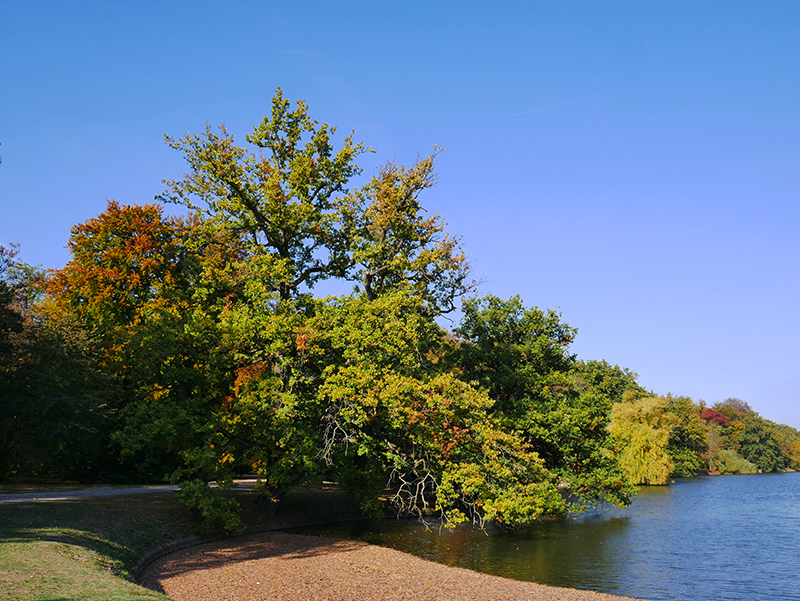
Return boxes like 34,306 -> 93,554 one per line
0,484 -> 181,505
0,480 -> 262,505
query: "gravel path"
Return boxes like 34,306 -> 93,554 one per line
0,480 -> 260,505
139,531 -> 644,601
0,485 -> 181,505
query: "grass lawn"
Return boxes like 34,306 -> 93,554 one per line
0,485 -> 360,601
0,492 -> 200,601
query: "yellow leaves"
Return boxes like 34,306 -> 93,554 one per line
251,460 -> 268,473
609,396 -> 675,484
150,385 -> 170,401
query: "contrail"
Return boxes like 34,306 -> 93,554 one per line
512,87 -> 629,116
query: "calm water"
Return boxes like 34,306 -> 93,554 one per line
293,472 -> 800,601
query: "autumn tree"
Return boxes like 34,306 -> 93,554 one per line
339,151 -> 474,315
45,201 -> 201,337
700,408 -> 730,428
159,87 -> 365,301
42,201 -> 225,482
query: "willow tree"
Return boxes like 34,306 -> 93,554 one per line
608,394 -> 676,485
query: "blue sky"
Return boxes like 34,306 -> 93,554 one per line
2,1 -> 799,427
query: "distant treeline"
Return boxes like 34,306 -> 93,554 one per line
2,90 -> 798,531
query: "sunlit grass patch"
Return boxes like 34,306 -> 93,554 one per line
0,540 -> 168,601
0,484 -> 359,601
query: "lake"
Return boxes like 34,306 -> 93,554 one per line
292,472 -> 800,601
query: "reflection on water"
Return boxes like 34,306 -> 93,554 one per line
290,472 -> 800,601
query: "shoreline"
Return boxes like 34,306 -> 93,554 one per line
1,482 -> 645,599
135,484 -> 645,601
138,529 -> 645,601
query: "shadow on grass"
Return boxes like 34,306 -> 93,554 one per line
0,485 -> 364,577
0,494 -> 200,574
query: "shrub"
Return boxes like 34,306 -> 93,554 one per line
714,449 -> 757,474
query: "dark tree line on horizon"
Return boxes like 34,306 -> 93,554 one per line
2,91 -> 799,532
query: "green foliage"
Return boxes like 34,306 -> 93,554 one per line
192,289 -> 566,529
339,150 -> 474,314
1,316 -> 113,480
160,87 -> 365,301
737,415 -> 786,472
110,303 -> 236,482
573,359 -> 648,403
0,246 -> 114,481
608,394 -> 676,485
665,396 -> 708,477
714,449 -> 758,474
454,295 -> 577,413
175,478 -> 242,534
453,296 -> 636,508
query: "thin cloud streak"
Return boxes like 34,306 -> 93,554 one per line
512,87 -> 630,116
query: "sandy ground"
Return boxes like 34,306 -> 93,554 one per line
139,531 -> 644,601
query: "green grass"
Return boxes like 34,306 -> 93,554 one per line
0,493 -> 199,601
0,541 -> 166,601
0,484 -> 360,601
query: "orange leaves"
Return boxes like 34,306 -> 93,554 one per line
295,332 -> 310,352
294,326 -> 315,353
46,200 -> 198,334
233,361 -> 268,395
